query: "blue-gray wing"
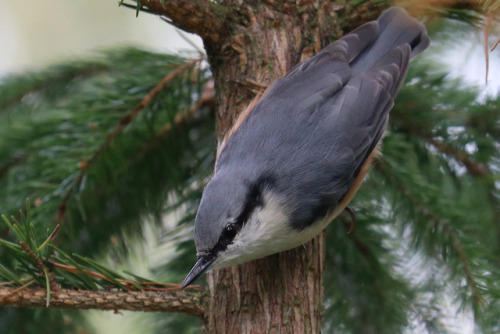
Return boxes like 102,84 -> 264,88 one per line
216,7 -> 429,229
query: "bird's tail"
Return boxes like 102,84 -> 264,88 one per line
350,7 -> 430,76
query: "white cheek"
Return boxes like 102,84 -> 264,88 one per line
238,195 -> 291,248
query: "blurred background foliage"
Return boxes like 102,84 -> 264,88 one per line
1,6 -> 500,334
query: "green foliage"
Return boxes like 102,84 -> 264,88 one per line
0,207 -> 129,291
0,48 -> 211,254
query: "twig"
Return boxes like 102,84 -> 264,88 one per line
0,287 -> 207,316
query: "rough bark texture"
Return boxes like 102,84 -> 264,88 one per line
0,287 -> 206,316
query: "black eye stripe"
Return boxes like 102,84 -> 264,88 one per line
210,175 -> 276,255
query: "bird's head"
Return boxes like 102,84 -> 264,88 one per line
181,171 -> 293,287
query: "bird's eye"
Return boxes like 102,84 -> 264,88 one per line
223,223 -> 238,240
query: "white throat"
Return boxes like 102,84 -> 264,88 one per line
212,192 -> 334,268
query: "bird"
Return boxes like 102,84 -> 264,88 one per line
182,7 -> 430,288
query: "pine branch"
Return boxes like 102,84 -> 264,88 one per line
1,203 -> 201,288
0,49 -> 212,268
392,119 -> 500,251
0,287 -> 207,316
55,57 -> 204,226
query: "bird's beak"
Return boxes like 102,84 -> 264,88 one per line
181,253 -> 216,288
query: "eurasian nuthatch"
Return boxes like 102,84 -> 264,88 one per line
182,7 -> 430,288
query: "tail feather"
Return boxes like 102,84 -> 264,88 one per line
351,7 -> 430,76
